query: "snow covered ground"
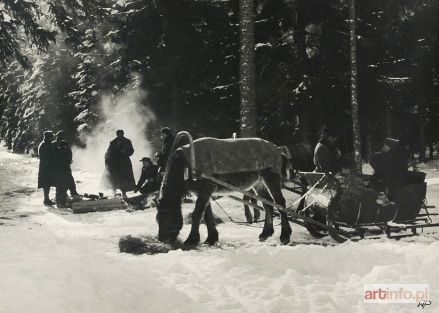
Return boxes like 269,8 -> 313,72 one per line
1,146 -> 438,313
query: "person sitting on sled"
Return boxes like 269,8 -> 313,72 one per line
370,137 -> 409,199
134,157 -> 160,195
313,127 -> 341,174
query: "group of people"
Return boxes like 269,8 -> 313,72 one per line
313,127 -> 410,198
38,130 -> 79,207
38,127 -> 175,206
38,124 -> 409,206
100,127 -> 175,198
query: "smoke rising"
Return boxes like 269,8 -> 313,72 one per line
72,84 -> 155,193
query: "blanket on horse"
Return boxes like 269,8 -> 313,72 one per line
180,137 -> 283,177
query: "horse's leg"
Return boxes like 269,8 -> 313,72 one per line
251,196 -> 260,222
255,188 -> 274,241
184,195 -> 210,246
203,203 -> 219,245
263,172 -> 292,245
243,194 -> 253,223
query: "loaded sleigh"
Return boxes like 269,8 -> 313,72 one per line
292,169 -> 438,242
156,131 -> 438,245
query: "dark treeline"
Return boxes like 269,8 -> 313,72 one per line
0,0 -> 438,161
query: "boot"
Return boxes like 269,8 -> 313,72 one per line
44,199 -> 55,206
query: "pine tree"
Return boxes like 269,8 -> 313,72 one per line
239,0 -> 256,137
0,0 -> 56,69
349,0 -> 362,173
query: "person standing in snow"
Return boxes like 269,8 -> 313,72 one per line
313,127 -> 341,174
52,130 -> 79,207
155,127 -> 175,181
102,129 -> 136,198
134,157 -> 160,195
38,131 -> 55,206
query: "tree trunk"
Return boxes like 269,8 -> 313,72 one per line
349,0 -> 362,174
365,122 -> 372,162
239,0 -> 257,137
295,0 -> 310,143
159,1 -> 179,130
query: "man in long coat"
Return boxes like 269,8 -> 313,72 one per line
313,127 -> 341,174
52,131 -> 78,207
102,129 -> 136,197
38,131 -> 55,206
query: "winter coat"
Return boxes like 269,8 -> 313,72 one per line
136,164 -> 159,189
157,134 -> 175,170
313,138 -> 340,173
370,145 -> 408,197
52,140 -> 75,190
102,136 -> 136,191
38,141 -> 55,188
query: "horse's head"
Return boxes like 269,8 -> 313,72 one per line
156,149 -> 187,243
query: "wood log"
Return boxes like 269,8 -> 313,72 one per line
72,198 -> 126,214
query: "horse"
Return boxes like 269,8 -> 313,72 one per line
156,135 -> 292,246
242,142 -> 314,223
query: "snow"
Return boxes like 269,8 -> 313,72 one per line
1,146 -> 439,313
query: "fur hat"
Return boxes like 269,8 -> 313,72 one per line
43,130 -> 54,140
161,127 -> 172,136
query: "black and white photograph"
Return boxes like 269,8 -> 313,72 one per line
0,0 -> 438,312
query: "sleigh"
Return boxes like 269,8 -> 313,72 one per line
288,170 -> 438,242
159,131 -> 438,244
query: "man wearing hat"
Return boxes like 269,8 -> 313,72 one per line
134,157 -> 160,195
370,137 -> 409,198
313,127 -> 341,173
38,130 -> 55,206
102,129 -> 136,197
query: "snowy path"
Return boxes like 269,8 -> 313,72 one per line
0,147 -> 438,313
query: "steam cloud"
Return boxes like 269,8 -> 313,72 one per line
72,85 -> 155,193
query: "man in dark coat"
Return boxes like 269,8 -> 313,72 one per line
38,131 -> 55,206
370,137 -> 409,199
134,157 -> 160,195
313,127 -> 341,173
155,127 -> 175,181
103,129 -> 136,197
52,130 -> 79,207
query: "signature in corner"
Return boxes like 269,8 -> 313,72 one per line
417,299 -> 432,309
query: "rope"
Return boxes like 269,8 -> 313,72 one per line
285,174 -> 328,211
210,196 -> 285,228
210,196 -> 267,225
